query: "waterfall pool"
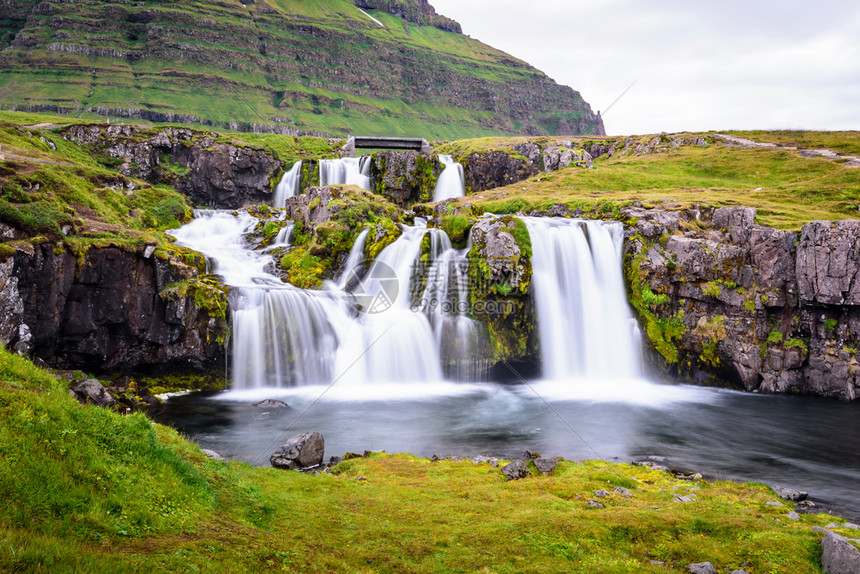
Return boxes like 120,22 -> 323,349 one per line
155,379 -> 860,520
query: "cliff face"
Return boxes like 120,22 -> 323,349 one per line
0,242 -> 228,375
625,206 -> 860,401
0,0 -> 603,138
65,124 -> 283,209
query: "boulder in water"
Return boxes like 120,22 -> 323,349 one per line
253,399 -> 291,409
270,432 -> 325,470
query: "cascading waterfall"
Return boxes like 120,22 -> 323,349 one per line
522,216 -> 642,380
171,208 -> 642,391
319,157 -> 373,191
433,155 -> 465,202
417,231 -> 489,380
273,161 -> 302,208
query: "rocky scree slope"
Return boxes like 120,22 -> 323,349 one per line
0,0 -> 603,139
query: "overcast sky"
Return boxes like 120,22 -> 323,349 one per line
430,0 -> 860,135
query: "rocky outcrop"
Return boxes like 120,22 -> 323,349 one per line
270,431 -> 326,470
64,124 -> 282,208
0,242 -> 228,375
353,0 -> 462,33
625,206 -> 860,401
370,151 -> 439,205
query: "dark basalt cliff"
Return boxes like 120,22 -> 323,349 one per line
0,0 -> 603,138
624,206 -> 860,401
65,124 -> 284,209
0,242 -> 228,375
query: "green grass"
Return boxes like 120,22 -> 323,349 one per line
0,0 -> 594,138
460,135 -> 860,230
0,345 -> 848,572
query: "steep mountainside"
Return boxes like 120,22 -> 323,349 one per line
0,0 -> 604,139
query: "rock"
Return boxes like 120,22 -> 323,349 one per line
533,458 -> 558,475
773,485 -> 808,501
675,472 -> 703,481
786,512 -> 801,521
522,450 -> 541,460
685,561 -> 717,574
820,530 -> 860,574
766,501 -> 785,507
69,379 -> 116,407
370,150 -> 438,205
462,151 -> 540,193
843,523 -> 860,530
673,496 -> 696,503
594,490 -> 611,498
201,449 -> 225,461
500,459 -> 530,481
730,570 -> 751,574
797,220 -> 860,305
471,456 -> 500,468
633,460 -> 670,473
796,500 -> 817,510
613,487 -> 630,495
270,431 -> 325,470
585,500 -> 604,508
253,399 -> 290,409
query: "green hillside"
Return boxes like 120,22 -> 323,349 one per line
0,0 -> 604,139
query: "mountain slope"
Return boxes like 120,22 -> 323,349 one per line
0,0 -> 604,139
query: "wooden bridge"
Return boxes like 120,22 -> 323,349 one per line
342,136 -> 433,157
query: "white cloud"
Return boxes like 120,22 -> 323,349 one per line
430,0 -> 860,134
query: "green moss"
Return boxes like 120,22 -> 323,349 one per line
624,240 -> 685,364
767,331 -> 784,345
364,218 -> 402,261
702,281 -> 721,298
785,338 -> 808,354
280,251 -> 327,289
743,300 -> 756,313
824,318 -> 838,334
435,215 -> 473,249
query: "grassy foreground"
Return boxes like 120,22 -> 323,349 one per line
0,346 -> 854,573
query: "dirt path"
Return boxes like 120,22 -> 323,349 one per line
712,134 -> 860,167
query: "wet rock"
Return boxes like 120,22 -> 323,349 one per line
253,399 -> 290,409
820,530 -> 860,574
201,449 -> 225,461
773,485 -> 808,501
462,151 -> 539,193
69,379 -> 116,407
270,431 -> 325,470
533,458 -> 558,475
685,561 -> 717,574
370,150 -> 438,205
500,459 -> 530,481
633,460 -> 670,473
471,455 -> 499,468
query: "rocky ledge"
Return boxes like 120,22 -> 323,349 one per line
625,205 -> 860,400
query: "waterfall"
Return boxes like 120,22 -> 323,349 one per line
522,216 -> 642,380
273,161 -> 302,208
417,230 -> 489,380
320,157 -> 373,191
171,212 -> 487,389
433,155 -> 465,202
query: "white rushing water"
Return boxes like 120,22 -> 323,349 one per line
171,210 -> 644,396
522,216 -> 642,381
433,154 -> 465,202
319,157 -> 373,191
273,161 -> 302,208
